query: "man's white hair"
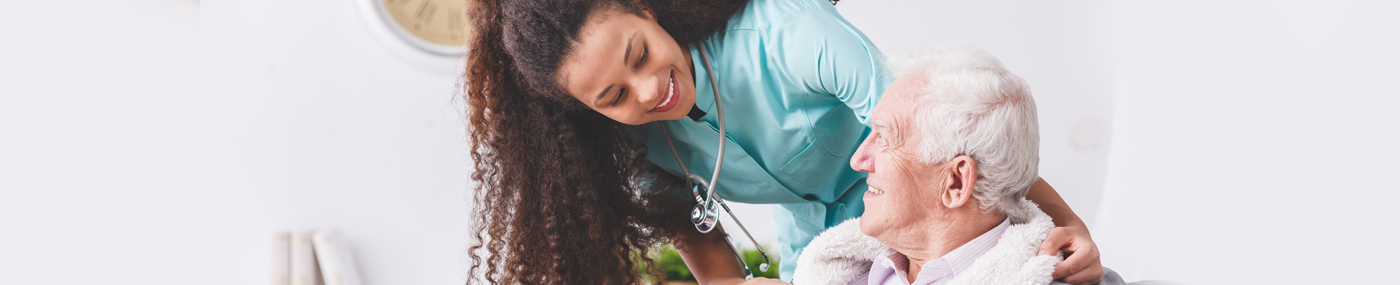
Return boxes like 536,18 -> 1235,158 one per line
886,41 -> 1040,221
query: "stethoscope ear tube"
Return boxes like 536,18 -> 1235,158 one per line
655,44 -> 772,277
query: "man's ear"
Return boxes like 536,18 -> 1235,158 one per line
940,155 -> 978,209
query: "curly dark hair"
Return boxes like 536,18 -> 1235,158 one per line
463,0 -> 748,284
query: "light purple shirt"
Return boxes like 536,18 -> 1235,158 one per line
864,218 -> 1012,285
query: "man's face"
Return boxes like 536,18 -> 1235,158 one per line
852,76 -> 942,241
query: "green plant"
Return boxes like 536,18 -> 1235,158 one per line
646,245 -> 780,281
741,248 -> 780,279
656,245 -> 695,281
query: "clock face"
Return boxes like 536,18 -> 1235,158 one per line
379,0 -> 469,47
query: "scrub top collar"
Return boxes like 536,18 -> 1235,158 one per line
688,42 -> 718,119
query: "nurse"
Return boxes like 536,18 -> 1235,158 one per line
463,0 -> 1102,284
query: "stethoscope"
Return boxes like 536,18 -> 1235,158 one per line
658,44 -> 772,278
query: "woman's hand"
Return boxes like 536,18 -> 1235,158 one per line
1026,178 -> 1103,285
1038,226 -> 1103,285
711,277 -> 790,285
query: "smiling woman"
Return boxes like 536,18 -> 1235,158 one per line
556,7 -> 699,125
464,0 -> 748,283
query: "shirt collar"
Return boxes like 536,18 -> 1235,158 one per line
938,218 -> 1012,276
870,248 -> 907,285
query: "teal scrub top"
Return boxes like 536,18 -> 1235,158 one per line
636,0 -> 893,280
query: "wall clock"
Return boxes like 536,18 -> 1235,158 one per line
362,0 -> 470,57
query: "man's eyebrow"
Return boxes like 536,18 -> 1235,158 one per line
871,119 -> 890,129
593,85 -> 614,105
872,118 -> 900,141
623,32 -> 637,64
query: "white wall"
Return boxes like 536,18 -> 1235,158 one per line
232,0 -> 472,284
0,0 -> 225,284
2,0 -> 470,284
1092,1 -> 1400,283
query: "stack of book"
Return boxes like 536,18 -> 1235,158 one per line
270,231 -> 362,285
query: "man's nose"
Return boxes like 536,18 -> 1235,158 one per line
850,138 -> 874,172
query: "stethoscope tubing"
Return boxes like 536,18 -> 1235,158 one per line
699,43 -> 725,203
656,44 -> 772,277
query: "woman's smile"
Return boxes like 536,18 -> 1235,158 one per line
649,70 -> 680,113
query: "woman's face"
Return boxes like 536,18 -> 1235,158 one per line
557,7 -> 697,125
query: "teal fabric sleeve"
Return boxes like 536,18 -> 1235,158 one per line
769,8 -> 891,126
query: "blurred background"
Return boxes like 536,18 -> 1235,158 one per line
1,0 -> 1396,284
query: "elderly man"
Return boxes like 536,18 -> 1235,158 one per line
790,42 -> 1125,285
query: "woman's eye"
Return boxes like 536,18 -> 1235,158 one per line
611,88 -> 626,106
634,46 -> 648,68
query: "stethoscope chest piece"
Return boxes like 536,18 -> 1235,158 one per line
691,199 -> 719,233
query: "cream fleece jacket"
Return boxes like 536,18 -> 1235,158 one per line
792,199 -> 1126,285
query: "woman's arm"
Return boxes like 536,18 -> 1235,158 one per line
1026,177 -> 1088,229
675,226 -> 788,285
1026,177 -> 1104,285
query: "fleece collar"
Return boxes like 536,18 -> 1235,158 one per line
792,199 -> 1061,285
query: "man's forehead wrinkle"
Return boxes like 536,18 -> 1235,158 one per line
873,115 -> 909,147
891,112 -> 911,144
